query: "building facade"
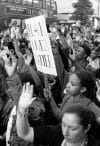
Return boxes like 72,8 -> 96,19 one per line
0,0 -> 57,30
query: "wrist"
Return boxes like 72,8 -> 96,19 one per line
17,105 -> 28,117
50,96 -> 54,103
97,95 -> 100,102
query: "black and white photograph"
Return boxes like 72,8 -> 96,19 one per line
0,0 -> 100,146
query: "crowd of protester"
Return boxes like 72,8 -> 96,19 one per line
0,19 -> 100,146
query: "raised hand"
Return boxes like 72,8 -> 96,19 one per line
19,82 -> 35,108
96,80 -> 100,102
4,53 -> 17,76
43,85 -> 52,102
24,53 -> 32,66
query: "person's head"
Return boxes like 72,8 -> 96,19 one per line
90,50 -> 96,59
61,104 -> 94,144
12,20 -> 17,27
75,44 -> 91,60
65,70 -> 96,99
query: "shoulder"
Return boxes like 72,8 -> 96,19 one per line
34,124 -> 63,146
88,101 -> 100,118
78,96 -> 92,106
88,136 -> 100,146
71,95 -> 92,107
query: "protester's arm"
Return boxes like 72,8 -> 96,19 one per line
50,96 -> 62,120
17,105 -> 34,142
7,73 -> 22,106
13,38 -> 33,73
57,44 -> 69,72
96,80 -> 100,103
4,53 -> 17,77
12,39 -> 30,73
53,46 -> 69,91
88,81 -> 100,124
88,101 -> 100,124
16,83 -> 61,144
13,38 -> 23,58
44,87 -> 61,120
16,83 -> 35,142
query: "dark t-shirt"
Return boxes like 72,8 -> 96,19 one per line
34,124 -> 63,146
33,124 -> 100,146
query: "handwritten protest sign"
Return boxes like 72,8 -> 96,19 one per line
25,15 -> 57,76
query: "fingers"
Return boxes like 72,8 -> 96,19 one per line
43,87 -> 52,101
29,84 -> 33,99
19,83 -> 34,108
48,85 -> 52,90
24,82 -> 33,94
96,80 -> 100,89
43,88 -> 48,98
26,82 -> 30,92
21,82 -> 33,97
29,97 -> 36,105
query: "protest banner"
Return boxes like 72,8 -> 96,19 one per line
25,15 -> 57,76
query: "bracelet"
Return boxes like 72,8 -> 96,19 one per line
17,107 -> 28,117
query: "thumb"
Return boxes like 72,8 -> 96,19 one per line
48,85 -> 52,90
96,80 -> 100,89
29,97 -> 36,105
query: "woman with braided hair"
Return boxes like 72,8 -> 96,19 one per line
0,61 -> 14,145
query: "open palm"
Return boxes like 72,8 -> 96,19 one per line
19,83 -> 36,108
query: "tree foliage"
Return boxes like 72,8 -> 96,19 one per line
71,0 -> 94,25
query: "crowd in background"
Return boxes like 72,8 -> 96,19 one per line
0,19 -> 100,146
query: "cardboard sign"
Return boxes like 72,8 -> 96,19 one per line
25,15 -> 57,76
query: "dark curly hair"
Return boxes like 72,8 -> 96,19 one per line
75,69 -> 96,101
79,44 -> 91,58
62,104 -> 97,138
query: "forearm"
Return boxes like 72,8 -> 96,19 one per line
7,73 -> 21,86
7,73 -> 22,104
50,97 -> 61,120
16,106 -> 34,142
13,39 -> 23,58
